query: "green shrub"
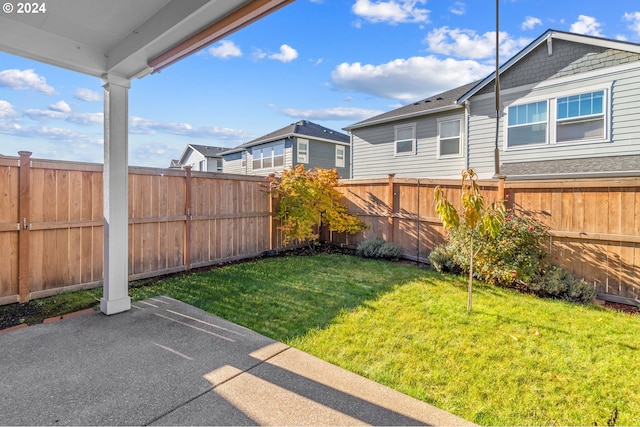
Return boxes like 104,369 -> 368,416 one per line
530,265 -> 597,303
447,213 -> 548,286
428,244 -> 460,274
356,238 -> 402,260
377,242 -> 403,259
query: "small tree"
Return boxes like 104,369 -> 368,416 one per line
267,165 -> 367,246
434,169 -> 505,312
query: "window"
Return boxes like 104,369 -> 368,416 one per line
252,147 -> 262,170
241,152 -> 246,167
438,118 -> 462,157
336,146 -> 345,168
507,101 -> 548,147
506,86 -> 610,149
274,144 -> 284,167
297,139 -> 309,163
556,90 -> 604,143
394,123 -> 415,155
251,143 -> 285,170
216,159 -> 223,172
199,160 -> 206,171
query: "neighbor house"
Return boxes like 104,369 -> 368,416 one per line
221,120 -> 351,178
345,30 -> 640,180
171,144 -> 226,172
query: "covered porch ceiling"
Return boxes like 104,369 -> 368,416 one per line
0,0 -> 294,79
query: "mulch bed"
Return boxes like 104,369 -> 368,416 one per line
604,301 -> 639,315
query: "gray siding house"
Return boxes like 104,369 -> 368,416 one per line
346,30 -> 640,180
171,144 -> 225,172
221,120 -> 351,178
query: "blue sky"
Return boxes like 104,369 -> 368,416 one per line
1,0 -> 639,167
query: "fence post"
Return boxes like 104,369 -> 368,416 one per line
184,166 -> 192,271
388,173 -> 395,243
18,151 -> 31,302
497,175 -> 506,202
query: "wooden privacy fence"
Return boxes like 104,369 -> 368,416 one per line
332,174 -> 640,305
1,152 -> 638,306
0,153 -> 284,306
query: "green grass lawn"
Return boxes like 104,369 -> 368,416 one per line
3,253 -> 638,425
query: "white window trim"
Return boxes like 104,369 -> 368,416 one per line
297,138 -> 309,164
436,116 -> 464,159
504,82 -> 612,151
335,146 -> 345,168
394,122 -> 416,156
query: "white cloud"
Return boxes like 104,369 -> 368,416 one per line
0,69 -> 56,94
207,40 -> 243,59
570,15 -> 603,37
331,55 -> 492,102
0,100 -> 17,118
522,16 -> 542,30
623,12 -> 640,37
49,100 -> 71,113
74,88 -> 101,102
449,1 -> 465,16
24,108 -> 103,125
424,27 -> 531,60
352,0 -> 429,25
129,116 -> 254,141
281,106 -> 385,121
0,123 -> 100,144
269,44 -> 298,62
252,48 -> 268,61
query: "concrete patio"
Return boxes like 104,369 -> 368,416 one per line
0,296 -> 474,426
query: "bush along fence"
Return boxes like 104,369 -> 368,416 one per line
330,174 -> 640,306
0,152 -> 287,306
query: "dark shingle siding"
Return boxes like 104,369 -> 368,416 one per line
501,155 -> 640,177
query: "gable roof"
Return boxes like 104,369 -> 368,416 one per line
222,120 -> 349,155
178,144 -> 227,165
345,82 -> 477,131
346,29 -> 640,132
458,29 -> 640,104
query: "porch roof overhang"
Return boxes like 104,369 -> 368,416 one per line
0,0 -> 294,80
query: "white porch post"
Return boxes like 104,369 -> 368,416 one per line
100,74 -> 131,315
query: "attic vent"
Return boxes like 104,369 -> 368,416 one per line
414,102 -> 420,105
425,99 -> 431,103
436,97 -> 444,100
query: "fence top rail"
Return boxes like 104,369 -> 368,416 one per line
0,156 -> 19,167
341,177 -> 500,187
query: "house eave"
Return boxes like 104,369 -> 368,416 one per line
344,104 -> 463,131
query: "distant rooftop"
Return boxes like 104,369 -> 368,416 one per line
345,81 -> 479,131
223,120 -> 349,154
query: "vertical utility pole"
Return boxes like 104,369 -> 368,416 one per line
494,0 -> 501,176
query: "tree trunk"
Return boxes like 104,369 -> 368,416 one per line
468,234 -> 473,312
